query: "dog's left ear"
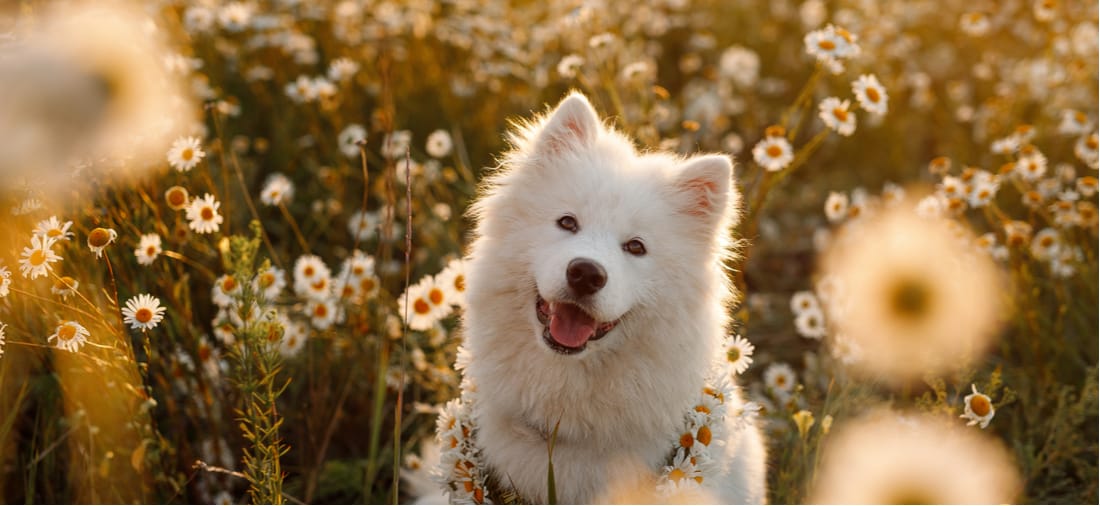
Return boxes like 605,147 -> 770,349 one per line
672,154 -> 733,225
535,93 -> 601,156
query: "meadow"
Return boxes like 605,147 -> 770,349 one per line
0,0 -> 1096,504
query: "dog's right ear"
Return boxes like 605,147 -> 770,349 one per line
535,93 -> 600,156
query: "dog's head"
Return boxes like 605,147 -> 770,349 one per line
469,92 -> 740,358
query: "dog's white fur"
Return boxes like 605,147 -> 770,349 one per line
457,92 -> 766,504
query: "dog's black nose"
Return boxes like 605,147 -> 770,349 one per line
566,258 -> 607,296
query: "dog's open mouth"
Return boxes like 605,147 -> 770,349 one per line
535,295 -> 619,354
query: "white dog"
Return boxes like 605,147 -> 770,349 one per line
428,92 -> 766,504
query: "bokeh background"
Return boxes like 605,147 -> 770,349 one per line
0,0 -> 1096,504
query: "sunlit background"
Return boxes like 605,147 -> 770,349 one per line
0,0 -> 1095,504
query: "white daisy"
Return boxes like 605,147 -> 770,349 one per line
399,278 -> 440,331
122,293 -> 167,331
426,129 -> 453,158
49,320 -> 91,352
279,318 -> 308,358
0,264 -> 10,297
327,57 -> 360,82
557,54 -> 585,78
967,179 -> 1000,208
33,216 -> 74,242
1015,151 -> 1048,181
435,258 -> 468,308
134,233 -> 162,266
306,298 -> 340,330
829,333 -> 863,365
347,209 -> 379,241
794,306 -> 828,340
382,130 -> 412,159
19,234 -> 62,279
824,192 -> 849,223
51,276 -> 79,299
252,266 -> 287,301
338,124 -> 367,158
818,97 -> 857,136
285,74 -> 318,104
212,274 -> 242,307
167,136 -> 206,172
293,254 -> 331,292
851,74 -> 888,115
752,135 -> 794,172
87,227 -> 118,259
186,194 -> 223,234
790,290 -> 820,315
724,334 -> 755,375
165,186 -> 190,211
260,173 -> 295,206
1074,133 -> 1099,169
764,362 -> 797,394
960,384 -> 995,429
1030,228 -> 1061,261
1058,109 -> 1092,136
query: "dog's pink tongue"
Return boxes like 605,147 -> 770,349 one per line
549,302 -> 596,348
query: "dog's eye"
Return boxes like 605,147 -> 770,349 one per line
557,215 -> 578,233
623,239 -> 646,256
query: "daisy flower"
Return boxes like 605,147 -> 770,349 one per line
960,384 -> 995,428
764,362 -> 797,395
33,216 -> 74,242
959,11 -> 991,36
134,233 -> 162,266
557,54 -> 585,78
724,334 -> 755,375
399,278 -> 440,331
293,254 -> 331,291
279,319 -> 308,358
790,290 -> 820,315
87,227 -> 118,258
338,124 -> 367,158
659,448 -> 703,491
212,274 -> 242,307
426,129 -> 453,158
0,264 -> 10,297
49,320 -> 91,352
435,258 -> 468,308
967,179 -> 1000,208
327,57 -> 360,82
165,185 -> 190,211
752,134 -> 794,172
1058,109 -> 1092,136
818,97 -> 857,136
296,270 -> 333,301
122,293 -> 167,331
167,136 -> 206,172
285,74 -> 318,104
824,192 -> 849,223
382,130 -> 412,159
851,74 -> 888,115
306,298 -> 340,330
829,333 -> 863,365
252,266 -> 287,301
260,173 -> 295,206
51,276 -> 79,299
794,307 -> 828,339
186,193 -> 223,234
1030,228 -> 1061,260
20,234 -> 62,279
1074,132 -> 1099,169
347,209 -> 378,241
1015,151 -> 1048,181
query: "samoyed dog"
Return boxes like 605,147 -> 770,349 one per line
427,92 -> 766,504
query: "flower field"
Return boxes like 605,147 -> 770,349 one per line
0,0 -> 1096,504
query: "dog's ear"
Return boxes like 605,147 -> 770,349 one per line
535,93 -> 600,155
672,154 -> 733,223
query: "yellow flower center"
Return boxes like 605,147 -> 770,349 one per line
817,39 -> 836,51
30,250 -> 46,266
679,432 -> 694,449
167,188 -> 187,207
360,277 -> 376,293
304,266 -> 315,277
88,228 -> 112,248
1040,236 -> 1054,248
1087,136 -> 1098,150
727,346 -> 741,362
696,425 -> 712,446
57,323 -> 77,342
832,107 -> 848,122
222,277 -> 237,292
181,148 -> 194,161
312,278 -> 327,291
135,308 -> 153,323
454,274 -> 466,292
47,228 -> 63,238
414,298 -> 431,315
259,272 -> 275,288
353,266 -> 365,276
313,304 -> 328,318
766,144 -> 783,158
866,87 -> 880,103
146,246 -> 157,256
429,287 -> 445,305
969,395 -> 992,417
201,207 -> 215,221
669,468 -> 686,483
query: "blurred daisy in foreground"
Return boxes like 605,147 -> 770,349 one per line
165,186 -> 190,211
818,97 -> 856,136
819,200 -> 1003,384
260,173 -> 295,206
338,124 -> 367,158
49,320 -> 90,352
435,258 -> 468,308
33,216 -> 74,242
186,194 -> 223,234
400,278 -> 440,331
122,293 -> 167,331
426,129 -> 454,158
763,362 -> 797,395
167,136 -> 206,172
823,192 -> 848,223
252,266 -> 287,301
87,227 -> 118,259
811,412 -> 1021,504
20,234 -> 62,279
961,384 -> 995,429
51,276 -> 79,299
0,264 -> 10,297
